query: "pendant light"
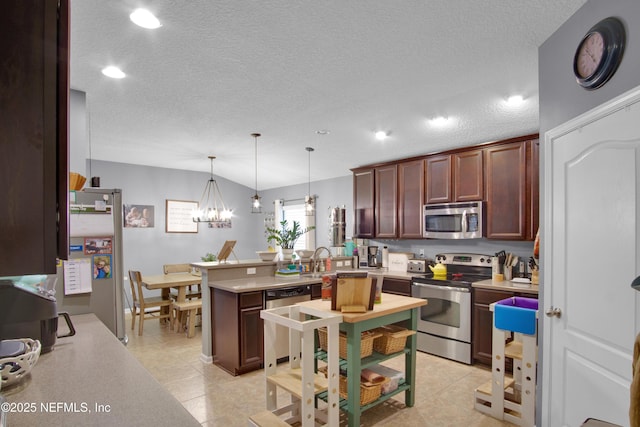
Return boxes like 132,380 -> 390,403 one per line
192,155 -> 232,225
304,146 -> 315,215
250,133 -> 262,213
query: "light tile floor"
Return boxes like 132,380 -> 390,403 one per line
125,316 -> 514,426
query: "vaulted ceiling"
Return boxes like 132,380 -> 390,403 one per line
70,0 -> 587,190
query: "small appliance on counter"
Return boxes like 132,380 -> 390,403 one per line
388,252 -> 414,272
0,278 -> 75,353
355,245 -> 380,268
407,259 -> 428,273
367,246 -> 379,267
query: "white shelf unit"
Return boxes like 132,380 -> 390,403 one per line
253,304 -> 342,427
474,298 -> 538,427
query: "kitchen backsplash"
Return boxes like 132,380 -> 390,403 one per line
365,238 -> 534,265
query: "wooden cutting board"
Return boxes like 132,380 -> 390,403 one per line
331,276 -> 375,311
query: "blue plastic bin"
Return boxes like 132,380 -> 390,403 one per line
494,297 -> 538,335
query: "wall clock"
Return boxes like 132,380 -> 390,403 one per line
573,17 -> 626,90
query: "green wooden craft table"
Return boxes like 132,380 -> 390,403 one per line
298,293 -> 427,426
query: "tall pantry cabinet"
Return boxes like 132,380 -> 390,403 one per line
0,0 -> 70,276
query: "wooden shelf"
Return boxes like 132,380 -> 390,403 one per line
475,378 -> 516,397
317,382 -> 411,411
315,347 -> 410,372
266,368 -> 328,399
505,341 -> 522,360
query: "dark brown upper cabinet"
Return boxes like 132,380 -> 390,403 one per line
453,149 -> 484,201
375,164 -> 398,239
352,133 -> 538,242
426,150 -> 483,204
425,154 -> 452,204
353,168 -> 375,238
485,138 -> 538,240
398,159 -> 425,239
0,0 -> 69,276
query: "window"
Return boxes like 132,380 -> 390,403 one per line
276,200 -> 316,251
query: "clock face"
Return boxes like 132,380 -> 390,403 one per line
573,17 -> 626,90
576,32 -> 604,78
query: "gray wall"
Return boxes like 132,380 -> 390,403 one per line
538,1 -> 640,423
539,1 -> 640,137
87,158 -> 355,304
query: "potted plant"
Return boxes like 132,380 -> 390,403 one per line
265,220 -> 315,260
201,252 -> 217,262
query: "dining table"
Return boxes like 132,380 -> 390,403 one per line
141,272 -> 203,319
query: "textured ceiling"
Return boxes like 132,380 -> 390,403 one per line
70,0 -> 587,190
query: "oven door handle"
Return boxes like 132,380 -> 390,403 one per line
412,282 -> 470,293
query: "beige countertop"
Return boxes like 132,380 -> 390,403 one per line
472,278 -> 539,294
192,259 -> 275,269
208,275 -> 323,293
2,314 -> 200,427
297,292 -> 426,323
207,268 -> 426,293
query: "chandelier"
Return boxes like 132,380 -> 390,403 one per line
192,156 -> 232,225
250,133 -> 262,213
305,146 -> 315,215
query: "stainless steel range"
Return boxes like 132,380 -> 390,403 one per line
411,253 -> 493,364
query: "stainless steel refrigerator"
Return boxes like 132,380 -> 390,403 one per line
55,188 -> 126,342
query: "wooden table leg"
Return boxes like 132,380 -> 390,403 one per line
161,288 -> 171,323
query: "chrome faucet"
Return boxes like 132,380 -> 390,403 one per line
311,246 -> 332,273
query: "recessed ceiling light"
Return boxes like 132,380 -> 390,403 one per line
428,116 -> 451,127
130,8 -> 161,29
375,131 -> 388,141
101,66 -> 126,79
505,95 -> 525,107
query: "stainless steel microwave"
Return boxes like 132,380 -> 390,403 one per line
423,201 -> 483,239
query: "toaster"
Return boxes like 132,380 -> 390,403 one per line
407,259 -> 427,273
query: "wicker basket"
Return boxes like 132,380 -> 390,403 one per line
372,325 -> 416,355
0,338 -> 41,389
317,327 -> 380,359
338,375 -> 384,406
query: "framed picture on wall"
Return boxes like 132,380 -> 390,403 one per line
165,200 -> 198,233
123,204 -> 155,228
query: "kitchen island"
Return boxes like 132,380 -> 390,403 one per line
2,314 -> 199,427
192,260 -> 430,376
192,259 -> 323,375
298,293 -> 427,427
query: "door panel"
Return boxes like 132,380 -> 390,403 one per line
543,90 -> 640,426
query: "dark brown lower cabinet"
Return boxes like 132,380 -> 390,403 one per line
472,288 -> 538,367
213,289 -> 264,376
381,278 -> 411,296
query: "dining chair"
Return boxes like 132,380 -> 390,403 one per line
128,270 -> 172,336
163,263 -> 202,300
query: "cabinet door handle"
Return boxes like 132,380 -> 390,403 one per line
545,307 -> 562,318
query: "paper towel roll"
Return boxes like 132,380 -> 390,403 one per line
382,246 -> 389,268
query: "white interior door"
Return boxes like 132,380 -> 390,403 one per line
542,87 -> 640,426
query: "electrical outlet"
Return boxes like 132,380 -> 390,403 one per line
337,261 -> 343,267
247,267 -> 256,275
419,249 -> 425,257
